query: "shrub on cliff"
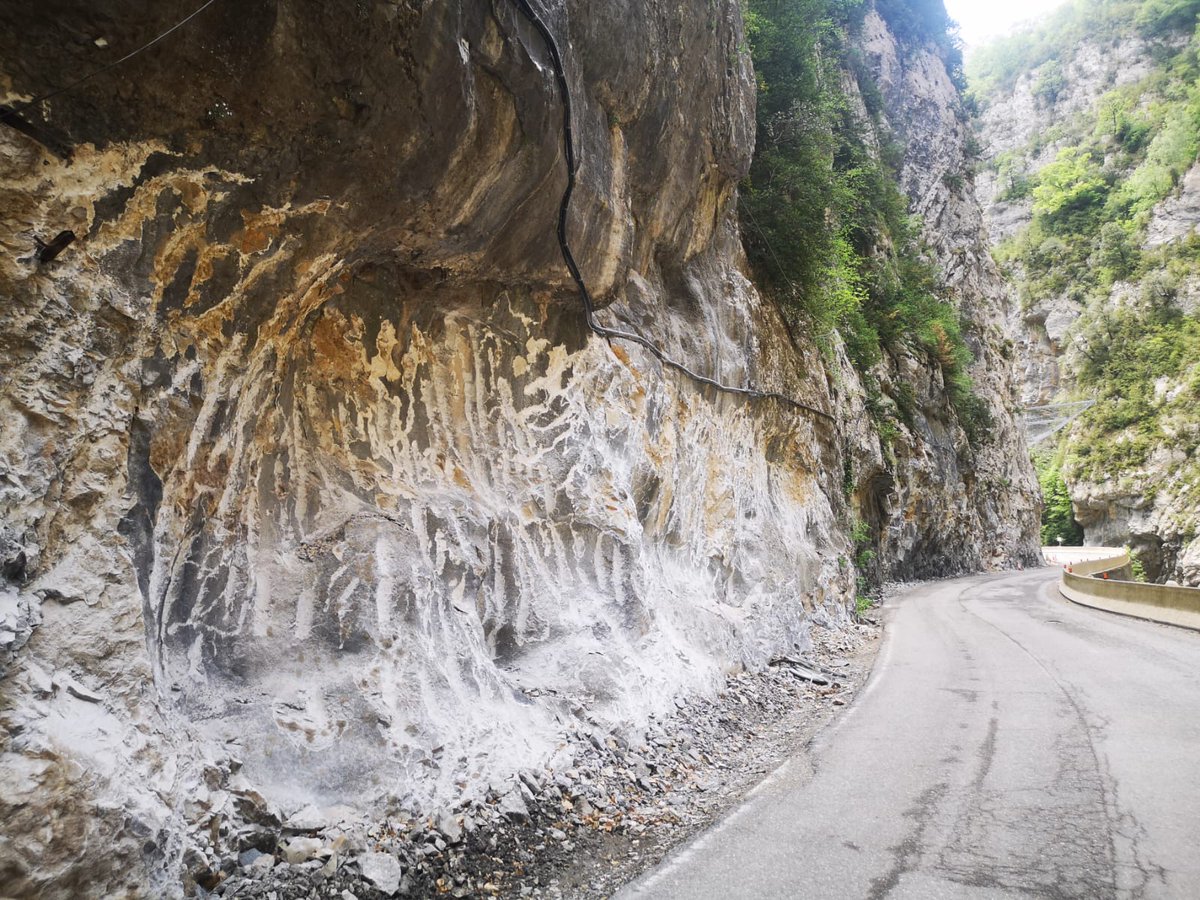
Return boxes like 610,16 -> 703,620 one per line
1135,0 -> 1200,35
1032,147 -> 1110,231
741,0 -> 989,444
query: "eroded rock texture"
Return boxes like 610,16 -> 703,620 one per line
974,36 -> 1169,407
1,1 -> 1036,894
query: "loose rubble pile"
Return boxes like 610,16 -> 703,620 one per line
192,619 -> 880,899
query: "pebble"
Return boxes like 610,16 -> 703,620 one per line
498,786 -> 530,822
238,849 -> 267,868
281,837 -> 323,865
435,809 -> 464,845
358,852 -> 403,896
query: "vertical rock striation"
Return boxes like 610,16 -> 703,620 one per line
844,9 -> 1041,578
0,1 -> 1036,893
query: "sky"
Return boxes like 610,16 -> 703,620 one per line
943,0 -> 1072,49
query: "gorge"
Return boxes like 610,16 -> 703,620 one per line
0,0 -> 1192,897
972,0 -> 1200,584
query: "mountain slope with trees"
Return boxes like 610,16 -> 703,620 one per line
971,0 -> 1200,583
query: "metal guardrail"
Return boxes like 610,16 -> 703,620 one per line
1044,547 -> 1200,632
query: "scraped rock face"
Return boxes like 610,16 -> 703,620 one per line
1,2 -> 843,893
0,1 -> 1036,894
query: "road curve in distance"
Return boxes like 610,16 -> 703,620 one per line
619,568 -> 1200,899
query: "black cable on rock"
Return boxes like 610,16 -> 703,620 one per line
505,0 -> 836,425
2,0 -> 833,426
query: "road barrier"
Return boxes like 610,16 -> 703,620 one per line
1045,547 -> 1200,632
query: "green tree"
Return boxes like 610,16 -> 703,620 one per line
741,0 -> 856,332
1097,221 -> 1137,280
741,0 -> 991,445
1032,147 -> 1109,229
1034,450 -> 1084,546
1033,60 -> 1067,104
1135,0 -> 1200,35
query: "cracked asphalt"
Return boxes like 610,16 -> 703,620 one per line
619,568 -> 1200,899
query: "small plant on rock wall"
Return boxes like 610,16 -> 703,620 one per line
1129,550 -> 1149,583
854,528 -> 876,569
850,517 -> 877,616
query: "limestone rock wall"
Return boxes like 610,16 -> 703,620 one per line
0,1 -> 1036,894
848,10 -> 1041,578
976,38 -> 1165,242
973,26 -> 1200,584
974,36 -> 1168,408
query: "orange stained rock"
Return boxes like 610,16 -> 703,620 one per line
238,222 -> 278,256
310,311 -> 365,382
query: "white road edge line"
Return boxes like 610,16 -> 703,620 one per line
621,588 -> 909,896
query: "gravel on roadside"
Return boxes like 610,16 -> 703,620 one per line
197,617 -> 884,900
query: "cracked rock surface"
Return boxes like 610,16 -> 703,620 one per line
1,1 -> 1035,894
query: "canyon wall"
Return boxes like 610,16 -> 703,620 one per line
975,32 -> 1175,406
972,5 -> 1200,583
854,9 -> 1040,578
0,1 -> 1037,894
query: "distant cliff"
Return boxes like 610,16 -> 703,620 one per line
971,0 -> 1200,584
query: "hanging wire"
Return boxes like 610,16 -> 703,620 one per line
506,0 -> 835,425
738,197 -> 800,299
1,0 -> 835,429
0,0 -> 221,123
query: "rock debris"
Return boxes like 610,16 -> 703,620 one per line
191,622 -> 879,899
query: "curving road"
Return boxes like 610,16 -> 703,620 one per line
620,568 -> 1200,899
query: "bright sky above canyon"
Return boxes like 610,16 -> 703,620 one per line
945,0 -> 1072,48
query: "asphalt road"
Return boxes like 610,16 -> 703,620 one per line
619,568 -> 1200,899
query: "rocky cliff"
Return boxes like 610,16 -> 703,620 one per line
971,0 -> 1200,584
0,1 -> 1036,894
975,28 -> 1177,406
852,9 -> 1040,579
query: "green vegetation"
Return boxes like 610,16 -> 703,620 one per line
1031,147 -> 1109,226
1129,549 -> 1149,582
850,517 -> 877,613
1067,273 -> 1200,480
851,518 -> 876,570
1137,0 -> 1200,34
740,0 -> 991,445
966,0 -> 1200,102
993,54 -> 1200,311
875,0 -> 966,85
1034,447 -> 1084,545
975,1 -> 1200,489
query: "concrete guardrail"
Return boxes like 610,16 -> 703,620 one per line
1043,547 -> 1200,632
